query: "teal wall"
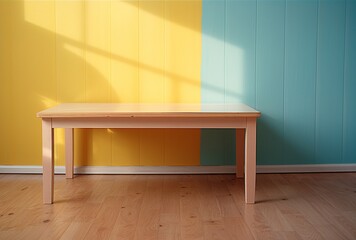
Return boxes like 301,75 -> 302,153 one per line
201,0 -> 356,165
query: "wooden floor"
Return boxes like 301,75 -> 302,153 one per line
0,173 -> 355,240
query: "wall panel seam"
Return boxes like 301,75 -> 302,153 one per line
109,0 -> 113,166
341,0 -> 348,163
224,0 -> 226,104
84,0 -> 87,103
314,0 -> 320,164
254,0 -> 258,108
282,0 -> 286,164
54,1 -> 58,105
283,0 -> 287,164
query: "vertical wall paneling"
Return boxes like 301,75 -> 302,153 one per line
111,1 -> 139,103
225,0 -> 257,106
315,0 -> 345,164
138,2 -> 166,165
139,1 -> 165,103
1,0 -> 356,167
84,1 -> 112,166
201,0 -> 258,166
112,129 -> 141,166
226,0 -> 257,166
12,1 -> 57,165
199,0 -> 355,166
85,129 -> 112,166
200,129 -> 236,166
55,1 -> 86,166
343,0 -> 356,163
256,0 -> 285,165
56,1 -> 86,103
85,1 -> 111,103
165,129 -> 200,166
284,0 -> 318,164
164,2 -> 201,166
0,2 -> 13,164
140,129 -> 165,166
72,129 -> 86,167
201,1 -> 225,104
165,1 -> 201,104
201,1 -> 229,166
226,0 -> 257,167
110,2 -> 140,166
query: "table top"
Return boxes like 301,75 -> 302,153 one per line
37,103 -> 261,118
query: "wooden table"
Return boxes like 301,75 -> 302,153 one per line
37,103 -> 261,204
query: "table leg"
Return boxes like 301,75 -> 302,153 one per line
245,118 -> 257,204
65,128 -> 74,179
236,129 -> 245,178
42,118 -> 54,204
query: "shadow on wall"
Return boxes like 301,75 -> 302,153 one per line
129,0 -> 248,102
3,0 -> 318,167
3,1 -> 116,166
3,0 -> 205,166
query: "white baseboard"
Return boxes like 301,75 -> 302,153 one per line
71,166 -> 236,174
0,165 -> 236,174
256,164 -> 356,173
0,164 -> 355,174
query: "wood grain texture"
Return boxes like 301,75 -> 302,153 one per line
0,173 -> 355,240
42,119 -> 54,204
245,118 -> 257,203
37,103 -> 260,118
38,103 -> 259,204
65,128 -> 74,179
236,129 -> 245,178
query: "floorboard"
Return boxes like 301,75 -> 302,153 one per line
0,173 -> 355,240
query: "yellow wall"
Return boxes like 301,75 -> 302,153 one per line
0,0 -> 202,166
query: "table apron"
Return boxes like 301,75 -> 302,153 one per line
50,117 -> 248,129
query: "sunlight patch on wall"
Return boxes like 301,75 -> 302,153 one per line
18,0 -> 202,167
24,0 -> 55,32
55,0 -> 84,42
85,1 -> 109,51
226,41 -> 245,102
165,1 -> 201,103
63,43 -> 84,59
38,95 -> 57,108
